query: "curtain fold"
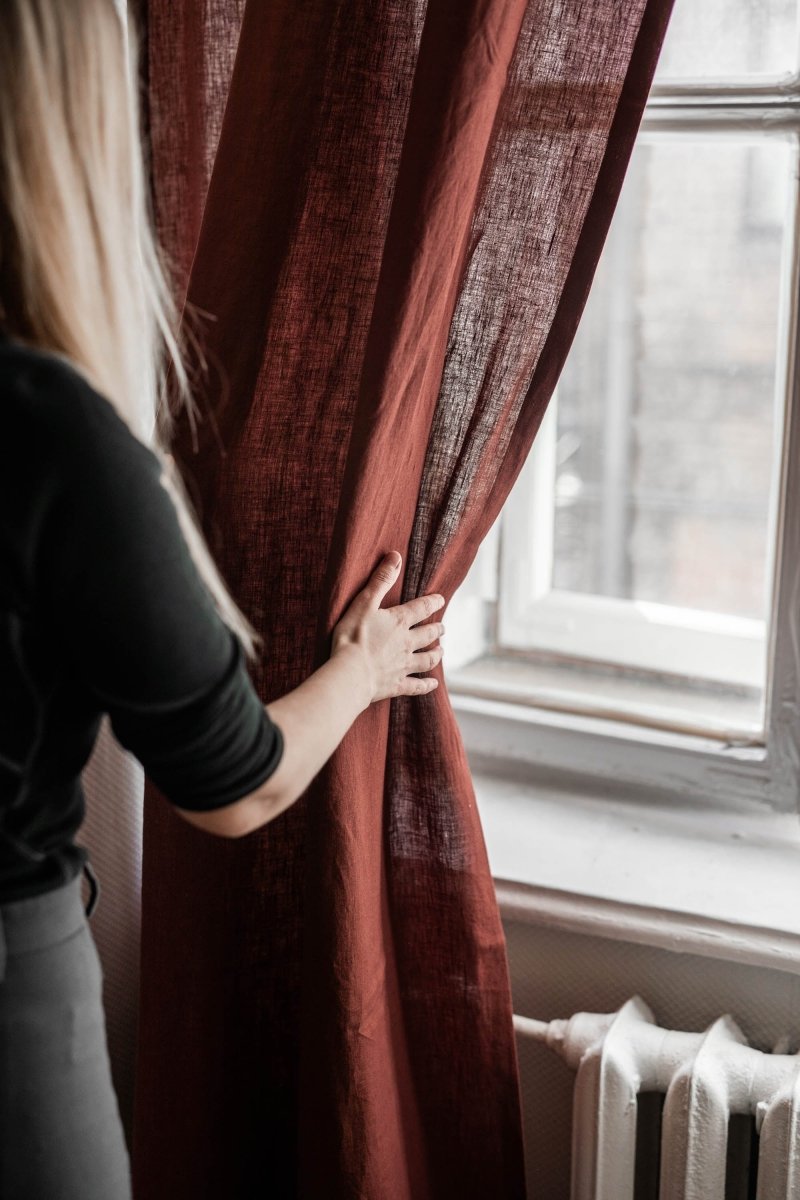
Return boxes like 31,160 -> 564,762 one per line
134,2 -> 674,1196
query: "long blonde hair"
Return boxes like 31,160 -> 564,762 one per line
0,0 -> 262,661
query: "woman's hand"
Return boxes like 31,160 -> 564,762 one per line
332,552 -> 445,704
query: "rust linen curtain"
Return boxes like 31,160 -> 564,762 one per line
133,2 -> 674,1197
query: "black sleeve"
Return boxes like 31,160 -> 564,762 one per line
17,353 -> 284,812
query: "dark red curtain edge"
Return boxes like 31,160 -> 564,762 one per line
437,0 -> 679,602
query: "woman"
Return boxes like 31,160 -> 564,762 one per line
0,2 -> 446,1196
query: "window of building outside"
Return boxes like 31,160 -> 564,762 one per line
446,0 -> 800,815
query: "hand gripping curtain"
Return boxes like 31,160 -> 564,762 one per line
133,2 -> 674,1196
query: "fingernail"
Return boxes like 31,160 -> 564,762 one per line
386,553 -> 401,569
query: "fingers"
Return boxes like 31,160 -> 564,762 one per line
409,621 -> 444,650
363,552 -> 402,609
398,676 -> 439,696
399,592 -> 445,627
410,646 -> 443,673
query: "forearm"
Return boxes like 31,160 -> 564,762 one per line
253,642 -> 373,825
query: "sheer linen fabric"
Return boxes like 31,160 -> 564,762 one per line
133,2 -> 675,1196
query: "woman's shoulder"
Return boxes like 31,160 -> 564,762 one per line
0,335 -> 120,427
0,332 -> 85,385
0,334 -> 176,607
0,335 -> 157,476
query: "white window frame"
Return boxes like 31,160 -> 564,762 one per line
498,393 -> 771,691
445,77 -> 800,818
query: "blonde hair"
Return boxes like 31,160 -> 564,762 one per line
0,0 -> 262,661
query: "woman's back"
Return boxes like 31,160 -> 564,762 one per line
0,330 -> 285,906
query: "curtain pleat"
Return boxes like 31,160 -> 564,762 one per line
134,2 -> 674,1196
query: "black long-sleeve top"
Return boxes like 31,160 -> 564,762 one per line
0,331 -> 285,903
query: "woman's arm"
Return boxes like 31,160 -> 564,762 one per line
174,640 -> 372,838
173,558 -> 447,838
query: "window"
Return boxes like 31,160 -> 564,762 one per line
446,0 -> 800,812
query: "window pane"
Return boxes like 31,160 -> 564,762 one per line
654,0 -> 798,80
552,136 -> 791,623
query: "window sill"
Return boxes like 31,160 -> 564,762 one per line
466,761 -> 800,974
446,655 -> 764,744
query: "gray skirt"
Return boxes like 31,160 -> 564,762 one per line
0,865 -> 132,1199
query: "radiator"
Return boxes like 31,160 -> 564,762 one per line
514,995 -> 800,1200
